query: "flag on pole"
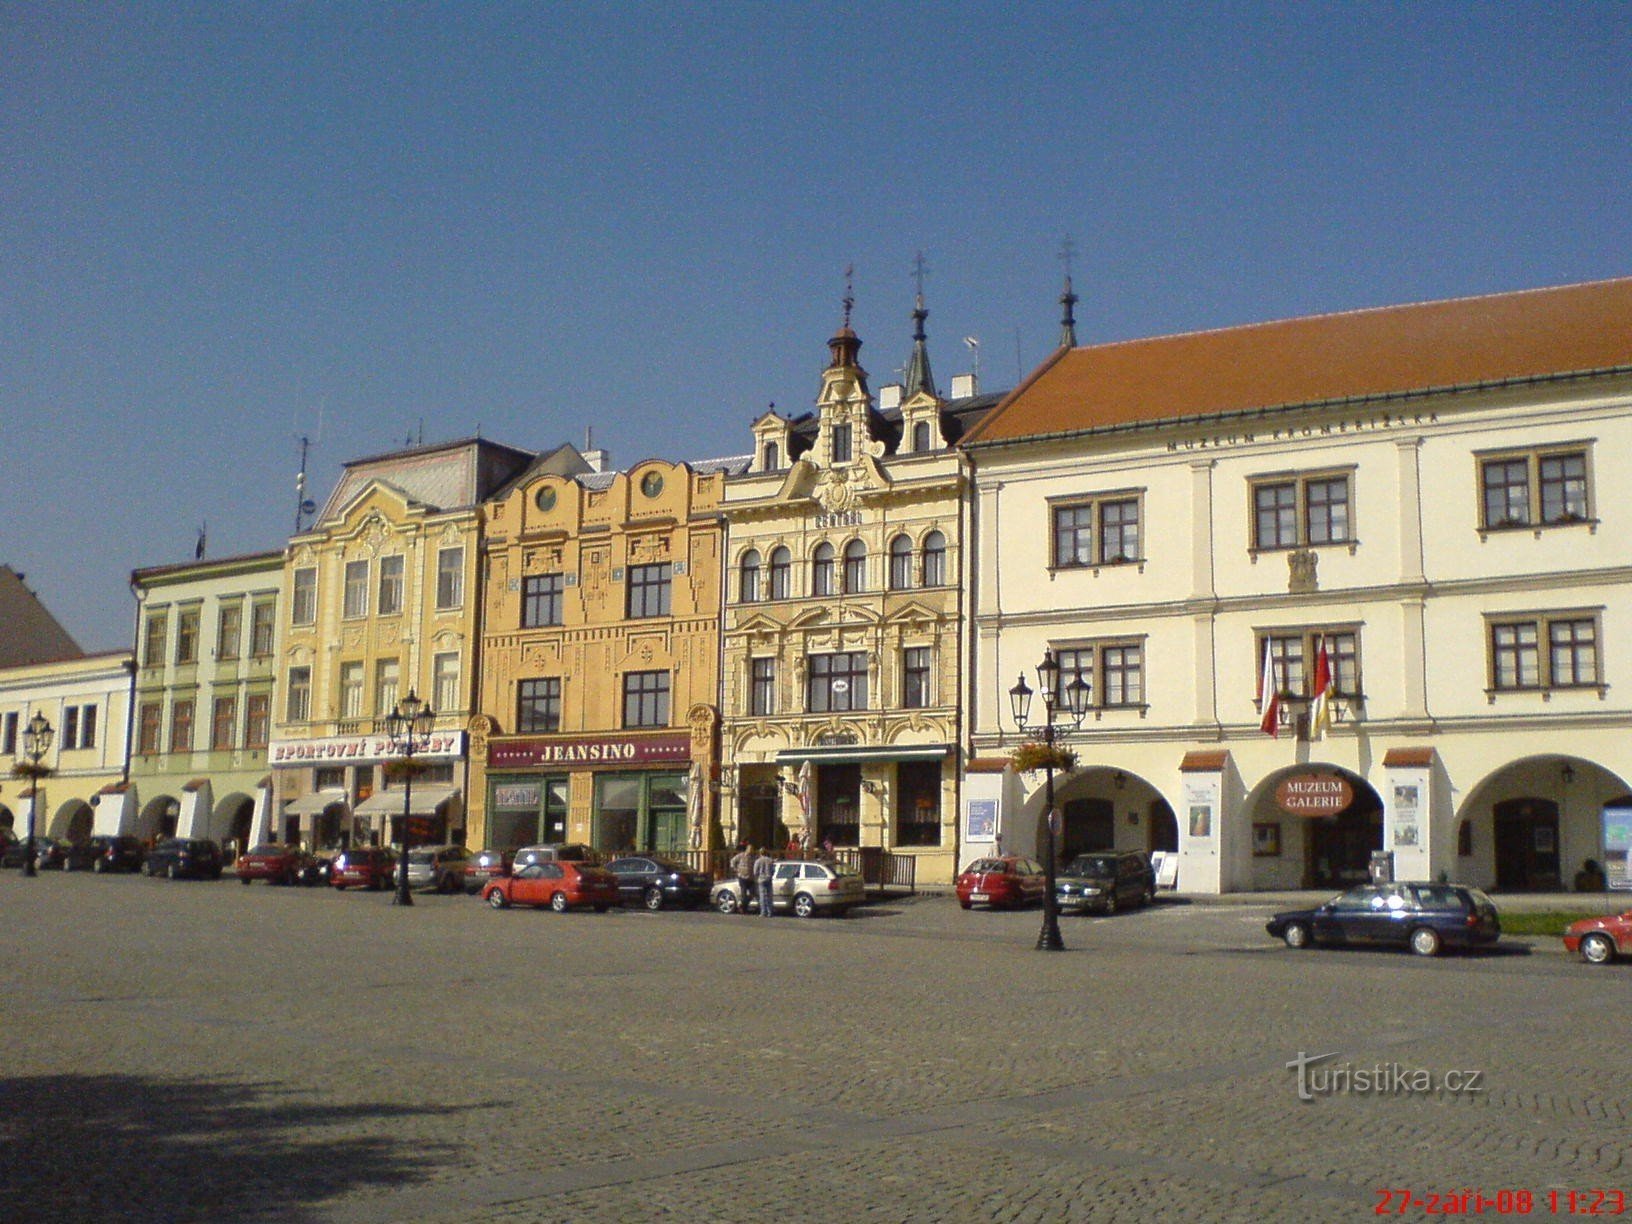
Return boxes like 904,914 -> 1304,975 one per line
796,759 -> 813,821
1258,642 -> 1281,738
1309,638 -> 1334,740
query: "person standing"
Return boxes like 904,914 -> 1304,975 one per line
753,847 -> 776,918
730,843 -> 755,912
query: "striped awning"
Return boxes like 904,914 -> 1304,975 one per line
282,791 -> 349,816
353,786 -> 459,818
774,744 -> 955,767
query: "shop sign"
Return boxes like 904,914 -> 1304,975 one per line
489,731 -> 691,769
1276,774 -> 1354,815
493,783 -> 541,809
270,731 -> 466,766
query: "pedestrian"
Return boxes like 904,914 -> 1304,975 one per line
730,842 -> 755,912
753,846 -> 776,918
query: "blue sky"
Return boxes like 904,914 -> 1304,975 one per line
4,2 -> 1628,650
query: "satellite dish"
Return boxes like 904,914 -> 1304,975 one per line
300,500 -> 316,515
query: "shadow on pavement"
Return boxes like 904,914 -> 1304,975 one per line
0,1073 -> 482,1223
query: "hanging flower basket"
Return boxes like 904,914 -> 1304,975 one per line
1010,741 -> 1078,774
381,757 -> 430,781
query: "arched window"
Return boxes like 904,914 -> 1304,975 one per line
812,543 -> 835,597
922,531 -> 947,587
888,533 -> 914,590
762,442 -> 780,472
843,539 -> 867,592
769,547 -> 792,600
738,549 -> 762,603
912,420 -> 932,452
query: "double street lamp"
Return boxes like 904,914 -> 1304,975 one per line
385,690 -> 436,907
1010,651 -> 1090,952
16,713 -> 55,878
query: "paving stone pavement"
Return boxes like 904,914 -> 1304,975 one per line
2,874 -> 1628,1223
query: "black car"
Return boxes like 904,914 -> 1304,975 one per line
604,855 -> 713,911
1,832 -> 37,869
1267,882 -> 1500,957
58,840 -> 105,871
1055,850 -> 1157,915
33,839 -> 72,870
85,835 -> 148,873
143,837 -> 225,881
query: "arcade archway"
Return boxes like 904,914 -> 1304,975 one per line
1247,765 -> 1384,890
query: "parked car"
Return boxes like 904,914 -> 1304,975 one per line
143,838 -> 225,881
604,855 -> 713,911
1267,882 -> 1501,956
713,859 -> 864,917
235,843 -> 311,885
406,845 -> 469,893
297,854 -> 335,886
1055,850 -> 1157,915
513,843 -> 597,869
1563,909 -> 1632,964
33,839 -> 72,870
0,830 -> 24,868
85,835 -> 146,874
955,856 -> 1047,910
58,840 -> 106,871
329,847 -> 398,891
482,861 -> 620,912
463,847 -> 515,893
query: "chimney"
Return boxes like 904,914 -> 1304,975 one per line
583,448 -> 611,473
951,373 -> 978,399
878,384 -> 903,411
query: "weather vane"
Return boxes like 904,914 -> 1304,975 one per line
842,264 -> 854,328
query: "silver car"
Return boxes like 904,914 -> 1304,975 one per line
711,860 -> 864,917
405,845 -> 468,893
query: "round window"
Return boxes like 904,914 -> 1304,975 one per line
534,486 -> 557,512
641,471 -> 664,498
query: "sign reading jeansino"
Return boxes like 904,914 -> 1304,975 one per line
489,732 -> 691,769
270,732 -> 466,764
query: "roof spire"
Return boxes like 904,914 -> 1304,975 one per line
1058,236 -> 1079,349
827,263 -> 862,369
903,252 -> 937,398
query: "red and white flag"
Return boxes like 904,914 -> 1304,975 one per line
1309,638 -> 1334,740
1258,642 -> 1281,737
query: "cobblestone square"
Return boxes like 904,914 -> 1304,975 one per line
3,875 -> 1628,1223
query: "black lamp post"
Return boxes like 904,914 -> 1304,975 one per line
385,690 -> 435,907
18,712 -> 55,878
1009,651 -> 1090,952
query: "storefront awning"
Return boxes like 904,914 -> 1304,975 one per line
282,791 -> 350,816
774,744 -> 955,767
353,786 -> 459,818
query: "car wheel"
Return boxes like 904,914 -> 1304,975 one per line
716,890 -> 739,915
959,900 -> 972,910
487,889 -> 508,909
1409,926 -> 1442,957
593,904 -> 609,913
1580,932 -> 1616,965
793,892 -> 816,919
1283,921 -> 1311,949
166,864 -> 179,880
643,886 -> 664,912
1143,884 -> 1156,905
61,858 -> 73,872
439,873 -> 459,895
143,861 -> 156,876
551,891 -> 571,913
1104,892 -> 1118,916
93,858 -> 106,874
240,875 -> 252,885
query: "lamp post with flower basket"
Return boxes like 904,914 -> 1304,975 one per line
384,691 -> 435,907
14,713 -> 55,878
1009,651 -> 1090,952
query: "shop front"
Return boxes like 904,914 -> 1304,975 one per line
270,729 -> 467,850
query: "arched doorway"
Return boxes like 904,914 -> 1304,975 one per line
138,796 -> 179,843
1061,797 -> 1114,861
1147,799 -> 1178,854
214,794 -> 255,860
1493,798 -> 1561,891
1253,766 -> 1383,890
56,800 -> 94,843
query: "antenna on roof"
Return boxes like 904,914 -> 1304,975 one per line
293,400 -> 325,534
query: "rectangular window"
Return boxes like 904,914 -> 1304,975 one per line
80,705 -> 97,749
2,711 -> 16,755
1259,630 -> 1361,699
1054,642 -> 1146,709
831,422 -> 853,464
343,560 -> 369,619
436,547 -> 464,609
170,699 -> 194,754
1480,448 -> 1591,529
433,652 -> 461,712
896,759 -> 942,847
902,646 -> 932,709
250,601 -> 276,656
62,706 -> 80,751
522,573 -> 565,627
212,697 -> 237,750
377,555 -> 405,616
175,607 -> 200,664
138,702 -> 162,754
375,659 -> 400,718
144,611 -> 168,667
1052,494 -> 1142,567
245,694 -> 270,748
1251,472 -> 1351,550
1489,614 -> 1599,691
806,652 -> 868,713
217,604 -> 242,660
517,677 -> 562,733
286,667 -> 311,722
749,658 -> 775,717
626,563 -> 672,619
623,670 -> 671,728
291,567 -> 317,625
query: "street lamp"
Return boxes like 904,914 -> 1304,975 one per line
1010,651 -> 1090,951
16,712 -> 55,879
384,690 -> 436,907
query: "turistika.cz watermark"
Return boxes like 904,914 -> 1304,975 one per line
1287,1051 -> 1485,1102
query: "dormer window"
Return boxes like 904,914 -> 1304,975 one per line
762,442 -> 780,472
912,421 -> 932,452
831,423 -> 853,464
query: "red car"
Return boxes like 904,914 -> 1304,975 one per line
1563,910 -> 1632,964
956,856 -> 1047,910
235,843 -> 311,885
482,861 -> 620,913
330,848 -> 399,891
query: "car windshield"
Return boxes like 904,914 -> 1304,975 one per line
247,845 -> 282,856
968,859 -> 1009,874
408,849 -> 436,863
1065,856 -> 1115,876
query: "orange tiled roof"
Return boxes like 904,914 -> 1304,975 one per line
962,277 -> 1632,448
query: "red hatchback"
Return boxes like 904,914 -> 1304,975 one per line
236,843 -> 310,886
330,848 -> 398,891
1564,910 -> 1632,964
956,856 -> 1047,910
482,861 -> 620,913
